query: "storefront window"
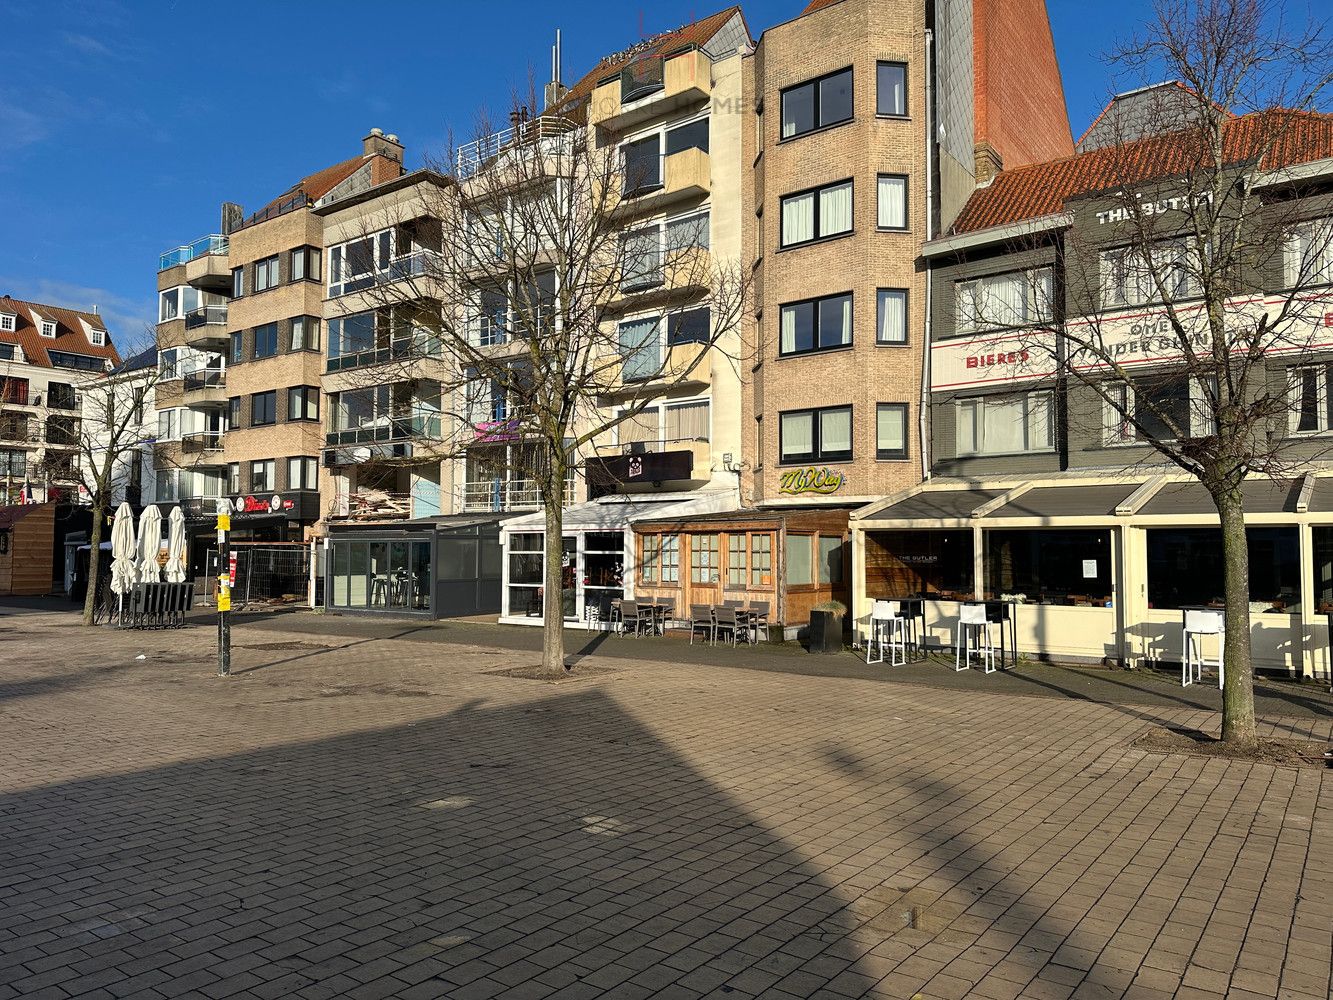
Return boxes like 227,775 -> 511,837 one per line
726,535 -> 746,588
818,535 -> 844,585
1314,527 -> 1333,611
691,534 -> 719,584
327,539 -> 430,612
584,532 -> 624,619
508,532 -> 544,617
789,535 -> 813,586
662,534 -> 680,583
751,534 -> 773,587
984,530 -> 1113,606
1147,527 -> 1299,613
866,530 -> 973,599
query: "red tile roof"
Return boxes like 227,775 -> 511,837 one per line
952,108 -> 1333,234
0,295 -> 121,370
245,152 -> 404,227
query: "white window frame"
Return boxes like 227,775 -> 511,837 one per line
955,267 -> 1054,334
955,391 -> 1054,457
1102,377 -> 1215,445
89,328 -> 106,347
0,313 -> 15,332
40,320 -> 57,339
1287,364 -> 1333,434
876,174 -> 908,230
1100,240 -> 1198,309
1284,218 -> 1333,287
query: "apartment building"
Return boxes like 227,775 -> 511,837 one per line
852,87 -> 1333,676
0,295 -> 121,504
153,133 -> 404,576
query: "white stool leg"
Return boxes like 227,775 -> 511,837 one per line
1182,631 -> 1193,687
983,623 -> 996,674
955,621 -> 965,671
889,619 -> 905,666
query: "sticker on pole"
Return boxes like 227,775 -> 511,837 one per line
228,554 -> 237,587
217,589 -> 231,612
216,513 -> 231,532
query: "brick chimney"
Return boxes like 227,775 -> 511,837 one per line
362,128 -> 404,163
974,141 -> 1004,185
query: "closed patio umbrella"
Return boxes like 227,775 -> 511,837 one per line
136,504 -> 163,584
109,501 -> 137,596
164,506 -> 188,583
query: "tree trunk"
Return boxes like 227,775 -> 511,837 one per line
541,498 -> 567,675
82,500 -> 106,626
1213,487 -> 1258,748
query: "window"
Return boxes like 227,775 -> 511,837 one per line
231,266 -> 245,297
48,351 -> 104,372
691,533 -> 719,584
1285,218 -> 1333,286
227,463 -> 241,495
955,268 -> 1054,333
229,332 -> 244,364
818,536 -> 843,584
623,134 -> 661,195
750,533 -> 772,587
956,391 -> 1052,456
89,328 -> 106,347
779,292 -> 852,355
253,255 -> 280,293
250,391 -> 276,426
666,211 -> 709,251
1101,240 -> 1197,308
618,316 -> 661,382
158,287 -> 180,322
668,307 -> 710,346
156,469 -> 178,503
618,406 -> 658,447
38,320 -> 56,338
1288,365 -> 1333,433
287,456 -> 318,490
877,61 -> 907,116
876,174 -> 908,230
253,322 -> 278,359
727,535 -> 746,588
641,534 -> 660,583
780,180 -> 853,247
250,459 -> 275,493
665,399 -> 709,441
0,313 -> 14,332
986,530 -> 1114,605
666,117 -> 709,156
228,396 -> 242,430
157,408 -> 180,441
621,227 -> 663,290
1148,527 -> 1299,613
158,349 -> 179,380
290,316 -> 320,352
290,246 -> 321,282
876,403 -> 908,460
288,386 -> 319,422
876,288 -> 908,344
780,67 -> 852,139
788,535 -> 813,586
779,405 -> 853,463
1104,376 -> 1214,444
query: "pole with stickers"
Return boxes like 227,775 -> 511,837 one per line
216,500 -> 232,677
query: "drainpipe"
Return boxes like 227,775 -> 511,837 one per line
919,27 -> 935,482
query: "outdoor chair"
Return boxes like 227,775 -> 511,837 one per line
713,606 -> 742,646
956,603 -> 997,674
867,600 -> 908,666
619,600 -> 649,637
688,605 -> 714,645
749,600 -> 771,642
657,595 -> 677,631
1182,609 -> 1224,688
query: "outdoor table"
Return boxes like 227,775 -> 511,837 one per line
881,597 -> 927,660
638,602 -> 669,636
983,599 -> 1019,670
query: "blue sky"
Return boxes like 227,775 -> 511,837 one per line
0,0 -> 1157,348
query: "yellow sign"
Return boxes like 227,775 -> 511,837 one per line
217,590 -> 231,611
216,513 -> 231,532
778,466 -> 845,495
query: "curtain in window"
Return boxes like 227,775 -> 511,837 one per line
821,295 -> 852,347
782,192 -> 814,245
955,281 -> 978,332
990,273 -> 1025,326
877,289 -> 906,343
666,400 -> 709,441
619,407 -> 658,444
618,317 -> 660,382
877,176 -> 905,228
1034,268 -> 1054,322
780,305 -> 798,354
819,182 -> 852,236
780,411 -> 814,459
1026,392 -> 1052,449
877,406 -> 905,452
622,229 -> 662,288
820,408 -> 851,454
956,400 -> 979,454
985,397 -> 1027,453
666,213 -> 709,251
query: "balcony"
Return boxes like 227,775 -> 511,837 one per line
328,250 -> 441,299
160,235 -> 231,291
589,48 -> 712,132
184,305 -> 227,329
183,305 -> 230,350
456,116 -> 580,183
607,340 -> 713,400
619,147 -> 711,215
182,370 -> 227,407
587,445 -> 698,495
324,414 -> 442,450
465,306 -> 553,349
460,478 -> 575,513
612,245 -> 712,309
181,431 -> 224,452
325,336 -> 442,374
159,234 -> 228,271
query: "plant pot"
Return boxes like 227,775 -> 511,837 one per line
808,610 -> 844,654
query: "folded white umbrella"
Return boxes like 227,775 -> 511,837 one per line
164,506 -> 188,583
137,504 -> 163,584
109,501 -> 137,595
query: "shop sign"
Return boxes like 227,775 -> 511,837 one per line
931,330 -> 1056,390
474,418 -> 521,444
230,494 -> 295,515
1094,190 -> 1212,226
778,467 -> 845,495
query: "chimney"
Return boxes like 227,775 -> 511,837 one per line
220,201 -> 243,236
363,127 -> 404,162
974,141 -> 1003,185
544,28 -> 568,109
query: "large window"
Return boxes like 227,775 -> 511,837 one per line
622,134 -> 661,195
876,288 -> 908,345
641,533 -> 681,585
665,399 -> 709,442
876,403 -> 908,460
251,390 -> 276,427
780,292 -> 852,356
667,307 -> 710,346
955,268 -> 1054,333
779,405 -> 853,464
621,227 -> 664,290
253,255 -> 280,293
1284,218 -> 1333,287
985,529 -> 1113,605
780,67 -> 852,139
866,529 -> 974,599
666,117 -> 708,156
780,179 -> 853,248
1287,364 -> 1333,433
690,533 -> 719,584
1101,240 -> 1198,308
618,316 -> 661,382
876,61 -> 907,116
157,408 -> 180,441
290,246 -> 321,282
159,285 -> 205,323
956,391 -> 1052,456
666,211 -> 709,251
250,459 -> 275,492
288,386 -> 319,422
727,535 -> 747,588
291,315 -> 320,352
253,322 -> 278,359
327,312 -> 376,362
1148,527 -> 1299,613
287,456 -> 318,490
1103,376 -> 1213,444
876,174 -> 908,230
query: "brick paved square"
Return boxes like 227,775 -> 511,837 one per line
0,605 -> 1330,999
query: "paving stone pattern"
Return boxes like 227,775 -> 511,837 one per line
0,607 -> 1330,1000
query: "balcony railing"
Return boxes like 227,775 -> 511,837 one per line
181,431 -> 224,451
456,115 -> 580,180
183,370 -> 226,392
46,391 -> 81,411
159,234 -> 229,272
328,250 -> 441,298
325,336 -> 442,373
184,305 -> 228,329
466,306 -> 552,348
460,478 -> 575,512
324,414 -> 442,447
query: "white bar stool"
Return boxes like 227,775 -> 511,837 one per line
866,600 -> 908,665
1182,609 -> 1224,689
956,602 -> 997,674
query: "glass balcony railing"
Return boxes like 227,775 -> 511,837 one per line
324,414 -> 443,447
159,234 -> 229,271
184,305 -> 228,329
183,370 -> 226,392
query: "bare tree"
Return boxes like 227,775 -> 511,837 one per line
327,91 -> 750,673
73,339 -> 160,625
1005,0 -> 1333,746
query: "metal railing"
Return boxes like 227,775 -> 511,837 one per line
466,306 -> 552,347
456,115 -> 580,180
181,431 -> 224,451
324,413 -> 443,447
159,234 -> 229,271
46,392 -> 81,411
325,336 -> 442,373
184,305 -> 228,329
460,478 -> 575,512
183,370 -> 226,392
328,250 -> 441,298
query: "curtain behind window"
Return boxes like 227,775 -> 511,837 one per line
820,182 -> 853,236
782,192 -> 814,245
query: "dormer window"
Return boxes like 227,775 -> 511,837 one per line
40,321 -> 57,338
90,329 -> 106,347
0,313 -> 15,332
